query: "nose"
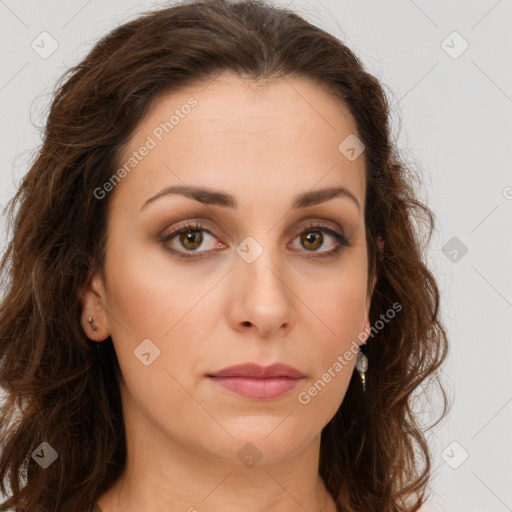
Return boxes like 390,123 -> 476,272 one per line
225,239 -> 297,338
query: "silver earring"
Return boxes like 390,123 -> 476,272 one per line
88,316 -> 98,333
355,348 -> 368,392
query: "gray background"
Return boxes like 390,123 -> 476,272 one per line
1,1 -> 511,511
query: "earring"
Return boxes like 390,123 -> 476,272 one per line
88,316 -> 98,333
355,348 -> 368,392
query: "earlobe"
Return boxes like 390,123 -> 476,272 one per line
79,272 -> 110,342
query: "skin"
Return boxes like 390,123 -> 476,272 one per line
80,72 -> 375,512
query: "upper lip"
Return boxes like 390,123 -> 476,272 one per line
208,363 -> 305,379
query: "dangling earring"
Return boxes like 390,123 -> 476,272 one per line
356,348 -> 368,392
88,316 -> 98,333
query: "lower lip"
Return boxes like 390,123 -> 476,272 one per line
208,376 -> 304,400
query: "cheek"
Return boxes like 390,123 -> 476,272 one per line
299,258 -> 368,398
306,257 -> 368,341
102,234 -> 222,380
295,274 -> 367,422
103,230 -> 203,335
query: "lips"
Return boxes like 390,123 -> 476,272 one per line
208,362 -> 305,379
207,363 -> 305,400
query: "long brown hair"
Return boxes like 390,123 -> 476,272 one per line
0,1 -> 449,511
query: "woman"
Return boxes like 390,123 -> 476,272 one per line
0,0 -> 449,511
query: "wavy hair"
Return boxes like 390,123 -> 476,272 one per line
0,1 -> 450,510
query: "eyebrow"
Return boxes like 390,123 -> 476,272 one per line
140,184 -> 361,212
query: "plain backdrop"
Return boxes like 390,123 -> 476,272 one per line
1,1 -> 511,511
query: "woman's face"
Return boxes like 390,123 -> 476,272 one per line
82,72 -> 374,467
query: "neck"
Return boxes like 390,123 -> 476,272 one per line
98,378 -> 336,512
96,397 -> 337,512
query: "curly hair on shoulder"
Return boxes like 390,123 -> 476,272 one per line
0,1 -> 449,511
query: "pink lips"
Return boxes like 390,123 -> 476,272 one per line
207,363 -> 305,400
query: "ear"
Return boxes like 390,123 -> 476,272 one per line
366,271 -> 377,312
377,235 -> 385,253
358,236 -> 383,346
365,235 -> 384,322
359,271 -> 377,346
78,259 -> 111,342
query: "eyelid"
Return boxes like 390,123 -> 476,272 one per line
160,218 -> 218,240
160,216 -> 346,242
292,219 -> 344,237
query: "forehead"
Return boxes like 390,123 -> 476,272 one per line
113,72 -> 366,215
139,73 -> 360,138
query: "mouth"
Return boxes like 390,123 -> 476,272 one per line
207,362 -> 306,400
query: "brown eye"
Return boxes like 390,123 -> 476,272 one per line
160,220 -> 350,261
178,230 -> 204,251
300,230 -> 324,251
290,223 -> 351,259
160,221 -> 222,259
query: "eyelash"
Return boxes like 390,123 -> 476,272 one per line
159,220 -> 351,260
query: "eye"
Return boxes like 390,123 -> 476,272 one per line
289,222 -> 351,260
160,220 -> 351,260
160,220 -> 222,259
